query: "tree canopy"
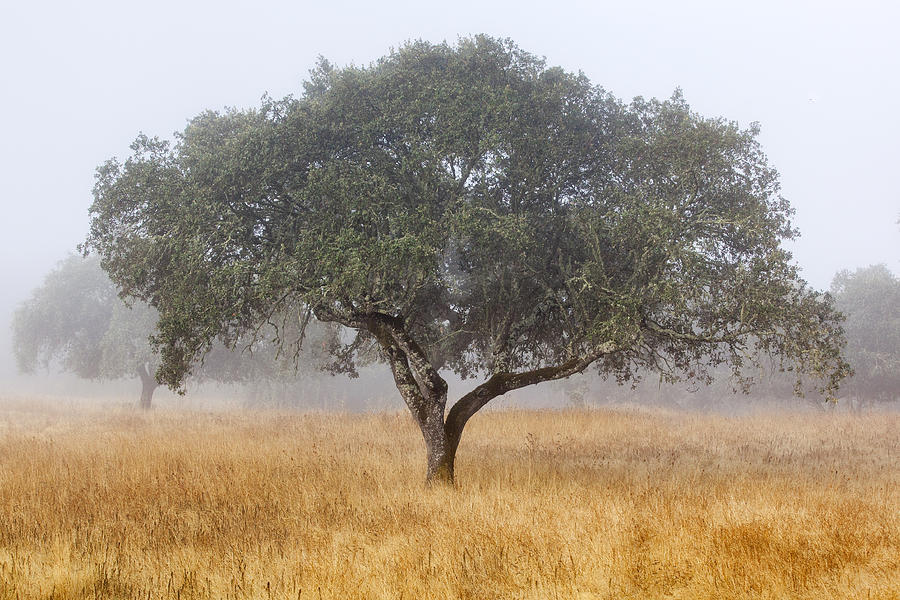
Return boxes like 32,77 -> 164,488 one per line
831,264 -> 900,406
85,36 -> 849,482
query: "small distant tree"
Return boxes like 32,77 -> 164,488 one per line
11,255 -> 284,408
12,254 -> 162,407
84,36 -> 849,484
831,265 -> 900,409
13,254 -> 343,409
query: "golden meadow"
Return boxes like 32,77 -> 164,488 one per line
0,400 -> 897,599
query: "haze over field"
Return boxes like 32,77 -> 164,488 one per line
1,0 -> 898,392
1,6 -> 898,595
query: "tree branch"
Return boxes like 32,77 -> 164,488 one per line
312,305 -> 448,401
642,315 -> 770,345
445,341 -> 617,440
383,344 -> 429,421
362,312 -> 448,400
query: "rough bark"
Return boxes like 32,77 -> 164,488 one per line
137,364 -> 158,410
381,342 -> 455,485
423,405 -> 455,485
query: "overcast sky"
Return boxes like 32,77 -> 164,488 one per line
1,0 -> 898,378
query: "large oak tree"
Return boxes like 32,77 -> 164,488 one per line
85,36 -> 848,483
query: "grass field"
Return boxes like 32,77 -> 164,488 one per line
0,400 -> 897,599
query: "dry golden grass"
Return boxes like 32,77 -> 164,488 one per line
0,399 -> 897,599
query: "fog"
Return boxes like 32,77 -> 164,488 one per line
2,0 -> 898,405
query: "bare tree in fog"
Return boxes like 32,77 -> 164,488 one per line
84,36 -> 849,484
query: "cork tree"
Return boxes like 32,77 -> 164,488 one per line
84,36 -> 848,483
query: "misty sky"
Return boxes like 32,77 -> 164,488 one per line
1,0 -> 898,379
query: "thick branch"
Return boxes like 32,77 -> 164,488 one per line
383,345 -> 429,421
313,305 -> 447,401
365,313 -> 448,398
445,341 -> 617,440
454,155 -> 478,198
490,314 -> 514,374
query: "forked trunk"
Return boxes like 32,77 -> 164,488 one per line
413,397 -> 462,486
365,315 -> 589,487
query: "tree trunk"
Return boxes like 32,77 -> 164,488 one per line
425,432 -> 456,485
416,399 -> 458,486
137,364 -> 158,410
312,307 -> 615,487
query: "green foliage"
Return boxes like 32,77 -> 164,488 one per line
11,254 -> 290,385
84,36 -> 848,400
831,265 -> 900,402
12,254 -> 153,379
